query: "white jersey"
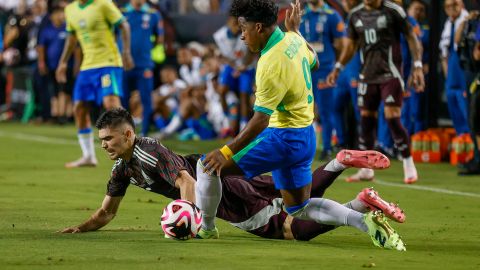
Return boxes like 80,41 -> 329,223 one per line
157,79 -> 187,111
204,73 -> 238,133
213,26 -> 252,68
179,57 -> 204,87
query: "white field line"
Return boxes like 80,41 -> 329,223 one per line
0,130 -> 77,145
1,130 -> 480,198
374,179 -> 480,198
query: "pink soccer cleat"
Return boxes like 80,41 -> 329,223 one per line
357,187 -> 406,223
65,156 -> 98,168
336,150 -> 390,170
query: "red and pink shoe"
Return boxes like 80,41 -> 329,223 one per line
357,187 -> 406,223
336,150 -> 390,170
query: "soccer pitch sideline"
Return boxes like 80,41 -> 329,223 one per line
0,123 -> 479,270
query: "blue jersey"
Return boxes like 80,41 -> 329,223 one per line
300,4 -> 345,72
38,20 -> 69,70
0,28 -> 3,51
400,16 -> 422,80
122,4 -> 163,68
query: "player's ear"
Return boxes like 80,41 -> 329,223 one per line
255,22 -> 263,34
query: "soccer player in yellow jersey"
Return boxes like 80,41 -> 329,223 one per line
194,0 -> 406,251
56,0 -> 134,168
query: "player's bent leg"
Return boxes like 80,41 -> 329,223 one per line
357,187 -> 406,223
195,159 -> 221,239
103,95 -> 122,110
336,149 -> 390,170
363,211 -> 406,251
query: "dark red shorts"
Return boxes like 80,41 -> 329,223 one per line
357,78 -> 403,110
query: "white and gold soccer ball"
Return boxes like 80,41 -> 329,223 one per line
160,199 -> 202,240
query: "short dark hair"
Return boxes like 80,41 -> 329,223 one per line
230,0 -> 278,27
409,0 -> 427,8
95,108 -> 135,130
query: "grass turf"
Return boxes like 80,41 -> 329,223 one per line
0,123 -> 479,269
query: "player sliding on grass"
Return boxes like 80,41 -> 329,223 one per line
59,108 -> 405,243
197,0 -> 405,250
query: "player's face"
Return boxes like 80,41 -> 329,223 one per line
99,126 -> 131,160
444,0 -> 463,19
130,0 -> 146,8
408,2 -> 425,21
238,17 -> 261,53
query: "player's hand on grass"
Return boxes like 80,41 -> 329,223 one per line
55,63 -> 67,83
58,226 -> 82,233
285,0 -> 302,34
203,149 -> 227,176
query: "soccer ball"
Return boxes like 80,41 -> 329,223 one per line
160,199 -> 202,240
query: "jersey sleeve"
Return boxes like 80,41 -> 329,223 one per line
253,64 -> 287,115
106,160 -> 130,197
347,14 -> 359,40
37,28 -> 47,47
389,4 -> 410,35
331,12 -> 346,39
101,0 -> 125,27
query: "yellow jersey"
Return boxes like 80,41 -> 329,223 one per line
65,0 -> 124,70
254,28 -> 316,128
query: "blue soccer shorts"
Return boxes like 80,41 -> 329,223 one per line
73,67 -> 123,105
232,125 -> 316,190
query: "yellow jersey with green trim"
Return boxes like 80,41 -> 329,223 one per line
65,0 -> 124,70
254,28 -> 316,128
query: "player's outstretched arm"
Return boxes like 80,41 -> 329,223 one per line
203,111 -> 270,176
59,195 -> 123,233
175,170 -> 197,203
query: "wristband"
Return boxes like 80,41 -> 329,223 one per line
413,60 -> 423,69
334,62 -> 344,71
220,145 -> 234,160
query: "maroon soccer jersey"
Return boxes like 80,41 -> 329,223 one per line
107,137 -> 197,199
347,1 -> 410,84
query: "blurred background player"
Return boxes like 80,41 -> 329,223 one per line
37,1 -> 74,125
440,0 -> 470,137
332,0 -> 362,150
213,15 -> 255,133
121,0 -> 164,137
327,0 -> 425,184
300,0 -> 346,160
56,0 -> 134,168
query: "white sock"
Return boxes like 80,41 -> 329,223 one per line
403,156 -> 415,169
163,114 -> 182,136
344,198 -> 369,213
294,198 -> 368,232
78,129 -> 95,159
195,159 -> 222,230
324,159 -> 348,172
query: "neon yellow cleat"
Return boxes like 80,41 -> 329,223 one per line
364,211 -> 406,251
196,227 -> 219,239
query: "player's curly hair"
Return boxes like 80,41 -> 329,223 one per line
230,0 -> 278,27
96,108 -> 135,130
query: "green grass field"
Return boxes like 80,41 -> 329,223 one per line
1,123 -> 479,269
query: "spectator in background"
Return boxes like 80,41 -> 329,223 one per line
121,0 -> 164,136
152,66 -> 187,138
37,2 -> 73,124
177,46 -> 204,88
0,24 -> 5,107
300,0 -> 346,160
440,0 -> 470,136
213,15 -> 255,133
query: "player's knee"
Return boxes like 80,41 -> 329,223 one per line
384,106 -> 401,118
285,199 -> 310,219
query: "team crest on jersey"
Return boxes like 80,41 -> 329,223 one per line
142,14 -> 151,29
377,15 -> 387,29
79,19 -> 87,29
